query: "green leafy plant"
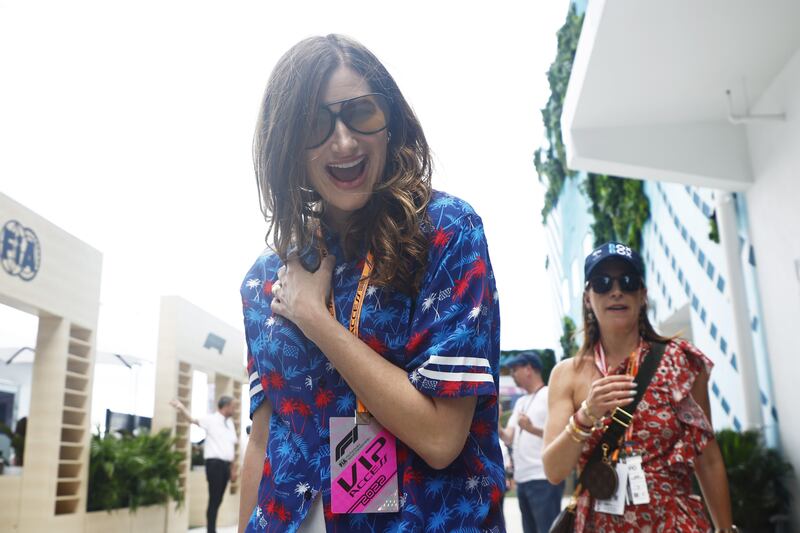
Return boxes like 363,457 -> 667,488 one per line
87,428 -> 185,512
559,316 -> 579,359
582,174 -> 651,250
499,408 -> 513,429
535,4 -> 583,222
538,349 -> 556,385
715,429 -> 792,532
708,210 -> 720,243
536,6 -> 652,249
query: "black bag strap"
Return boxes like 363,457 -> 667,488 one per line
580,341 -> 666,473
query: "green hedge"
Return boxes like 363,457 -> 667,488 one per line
87,429 -> 185,512
536,5 -> 651,249
715,429 -> 792,531
535,3 -> 583,223
559,315 -> 579,359
582,174 -> 650,250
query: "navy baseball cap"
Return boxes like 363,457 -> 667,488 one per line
584,242 -> 645,281
502,351 -> 542,370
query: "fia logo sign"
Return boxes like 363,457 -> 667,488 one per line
2,220 -> 41,282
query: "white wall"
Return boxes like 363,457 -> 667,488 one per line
641,182 -> 747,431
745,46 -> 800,514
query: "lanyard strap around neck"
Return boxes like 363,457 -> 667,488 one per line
594,341 -> 643,445
579,341 -> 666,487
327,249 -> 374,419
593,341 -> 641,378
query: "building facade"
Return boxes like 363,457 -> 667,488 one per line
641,181 -> 776,440
542,176 -> 776,438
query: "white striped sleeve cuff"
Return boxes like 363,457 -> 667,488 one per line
248,371 -> 262,398
417,355 -> 494,383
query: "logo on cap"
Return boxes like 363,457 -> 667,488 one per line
609,243 -> 633,258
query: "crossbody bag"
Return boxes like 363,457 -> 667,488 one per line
549,341 -> 666,533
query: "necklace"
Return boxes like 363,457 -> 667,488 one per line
522,384 -> 544,413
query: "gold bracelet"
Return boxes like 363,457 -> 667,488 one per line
569,415 -> 592,437
566,422 -> 590,442
580,399 -> 604,429
564,422 -> 586,443
573,407 -> 593,431
567,415 -> 592,441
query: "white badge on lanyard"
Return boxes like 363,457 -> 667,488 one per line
623,454 -> 650,505
593,461 -> 628,516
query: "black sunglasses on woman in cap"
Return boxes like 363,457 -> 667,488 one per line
586,274 -> 643,294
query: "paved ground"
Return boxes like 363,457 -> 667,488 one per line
503,496 -> 524,533
190,497 -> 525,532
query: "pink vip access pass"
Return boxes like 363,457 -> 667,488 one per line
329,416 -> 399,514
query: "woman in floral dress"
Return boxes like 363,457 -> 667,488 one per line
543,242 -> 737,532
238,35 -> 505,533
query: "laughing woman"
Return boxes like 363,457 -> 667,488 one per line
542,242 -> 736,532
239,35 -> 505,533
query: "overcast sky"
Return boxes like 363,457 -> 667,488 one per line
1,0 -> 569,362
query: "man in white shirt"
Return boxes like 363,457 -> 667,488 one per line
498,351 -> 563,533
171,396 -> 239,533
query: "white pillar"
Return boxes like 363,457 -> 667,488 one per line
716,192 -> 762,429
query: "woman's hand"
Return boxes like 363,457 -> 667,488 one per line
583,374 -> 637,420
270,255 -> 336,335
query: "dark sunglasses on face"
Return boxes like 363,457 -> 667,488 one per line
305,93 -> 392,149
586,274 -> 643,294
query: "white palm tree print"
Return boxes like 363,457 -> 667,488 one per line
246,277 -> 261,301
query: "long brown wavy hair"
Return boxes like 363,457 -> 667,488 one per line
253,34 -> 432,295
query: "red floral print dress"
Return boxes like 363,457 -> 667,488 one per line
574,339 -> 714,533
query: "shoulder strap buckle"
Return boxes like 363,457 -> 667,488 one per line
611,406 -> 633,428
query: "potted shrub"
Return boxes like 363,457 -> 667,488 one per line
87,428 -> 184,512
715,429 -> 792,533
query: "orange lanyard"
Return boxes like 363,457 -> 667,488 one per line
593,342 -> 641,380
622,350 -> 640,451
327,250 -> 374,417
594,341 -> 643,456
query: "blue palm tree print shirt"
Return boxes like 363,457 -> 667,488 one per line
242,191 -> 505,533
